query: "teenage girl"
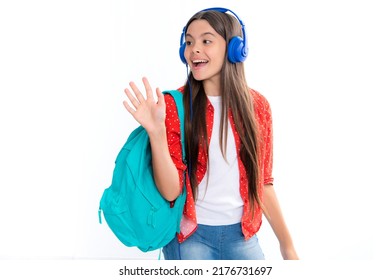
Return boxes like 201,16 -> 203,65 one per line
123,7 -> 298,260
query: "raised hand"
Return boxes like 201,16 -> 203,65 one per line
123,77 -> 166,133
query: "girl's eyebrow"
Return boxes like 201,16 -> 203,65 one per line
185,32 -> 216,39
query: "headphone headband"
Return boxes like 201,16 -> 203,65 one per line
179,7 -> 248,64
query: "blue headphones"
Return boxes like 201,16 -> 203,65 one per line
179,7 -> 248,64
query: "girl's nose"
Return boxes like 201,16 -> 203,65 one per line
191,42 -> 201,54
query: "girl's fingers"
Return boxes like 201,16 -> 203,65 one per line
123,100 -> 135,115
142,77 -> 154,100
156,87 -> 165,105
124,78 -> 161,116
124,88 -> 140,109
129,81 -> 146,103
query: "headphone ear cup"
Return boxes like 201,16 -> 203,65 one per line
227,36 -> 248,63
179,43 -> 187,64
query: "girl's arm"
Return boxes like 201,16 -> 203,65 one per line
263,184 -> 299,260
123,77 -> 181,201
148,126 -> 181,201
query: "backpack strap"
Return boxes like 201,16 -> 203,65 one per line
162,90 -> 186,161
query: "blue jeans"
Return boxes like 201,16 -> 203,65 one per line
162,223 -> 265,260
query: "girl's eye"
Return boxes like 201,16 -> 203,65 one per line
203,40 -> 211,44
185,41 -> 192,46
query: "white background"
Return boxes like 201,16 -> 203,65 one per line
0,0 -> 389,261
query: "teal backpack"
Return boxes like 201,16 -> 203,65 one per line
98,90 -> 186,252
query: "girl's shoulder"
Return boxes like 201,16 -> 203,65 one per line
163,87 -> 185,119
249,88 -> 271,113
163,86 -> 185,104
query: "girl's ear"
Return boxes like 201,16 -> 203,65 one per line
227,36 -> 248,63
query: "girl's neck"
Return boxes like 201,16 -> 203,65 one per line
203,79 -> 221,96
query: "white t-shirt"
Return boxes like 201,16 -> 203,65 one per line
195,95 -> 244,225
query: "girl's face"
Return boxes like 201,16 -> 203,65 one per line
184,19 -> 226,84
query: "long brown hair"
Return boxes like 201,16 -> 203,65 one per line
183,10 -> 263,216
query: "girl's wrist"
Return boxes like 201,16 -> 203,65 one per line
147,124 -> 167,142
280,244 -> 299,260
